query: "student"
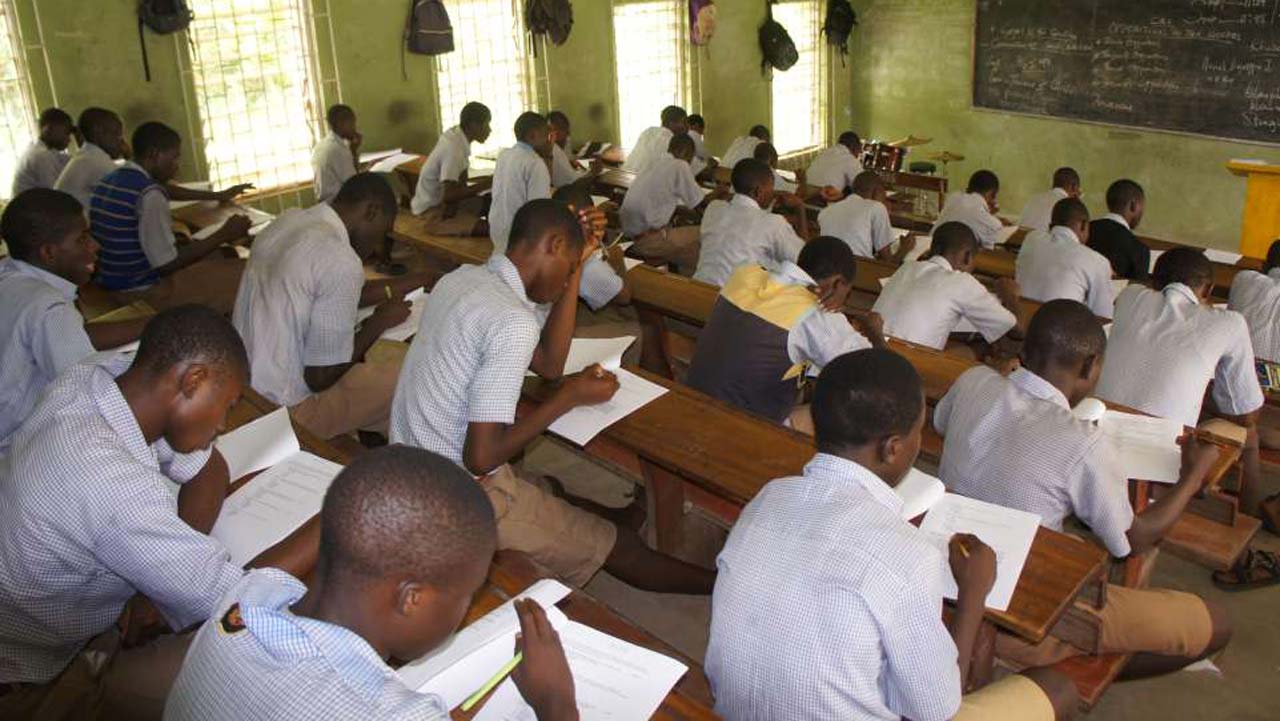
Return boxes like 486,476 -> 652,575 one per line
934,300 -> 1233,675
817,170 -> 917,261
705,349 -> 1079,721
619,133 -> 710,271
621,105 -> 688,175
694,158 -> 808,287
548,110 -> 600,190
804,130 -> 863,196
1227,238 -> 1280,362
312,104 -> 361,204
872,221 -> 1021,351
12,108 -> 73,196
390,199 -> 715,594
56,107 -> 128,207
410,101 -> 492,235
164,445 -> 579,721
1088,179 -> 1150,281
686,113 -> 712,176
0,306 -> 314,720
720,125 -> 770,169
751,142 -> 797,193
687,236 -> 883,431
89,121 -> 251,313
935,169 -> 1006,249
490,111 -> 553,253
1018,167 -> 1081,232
1015,197 -> 1114,318
233,173 -> 426,441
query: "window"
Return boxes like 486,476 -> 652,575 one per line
0,0 -> 37,200
435,0 -> 537,156
612,0 -> 690,151
769,0 -> 826,156
187,0 -> 324,190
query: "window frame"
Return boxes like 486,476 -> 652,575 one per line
609,0 -> 694,151
0,0 -> 40,201
767,0 -> 829,161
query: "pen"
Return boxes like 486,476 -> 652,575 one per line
383,285 -> 392,301
958,540 -> 970,558
460,652 -> 524,712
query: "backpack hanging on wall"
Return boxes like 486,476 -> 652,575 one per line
137,0 -> 194,83
402,0 -> 454,79
689,0 -> 717,46
527,0 -> 574,53
758,0 -> 798,75
822,0 -> 858,65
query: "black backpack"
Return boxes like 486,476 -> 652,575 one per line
527,0 -> 574,51
405,0 -> 454,56
822,0 -> 858,65
137,0 -> 193,82
759,0 -> 797,75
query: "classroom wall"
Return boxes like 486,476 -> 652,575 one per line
847,0 -> 1280,252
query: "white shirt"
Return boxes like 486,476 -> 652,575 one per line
872,256 -> 1017,350
817,193 -> 894,258
411,125 -> 471,215
806,145 -> 863,191
1015,225 -> 1115,318
1097,283 -> 1264,427
232,205 -> 363,407
1227,267 -> 1280,362
551,142 -> 585,188
774,262 -> 873,368
693,194 -> 805,287
689,129 -> 709,176
55,142 -> 118,207
489,142 -> 551,253
934,192 -> 1004,249
12,140 -> 69,196
619,153 -> 704,236
1017,187 -> 1069,232
720,136 -> 763,169
311,133 -> 357,204
621,126 -> 673,175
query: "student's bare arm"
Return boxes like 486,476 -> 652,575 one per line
1126,436 -> 1220,555
947,534 -> 996,689
152,215 -> 252,277
303,300 -> 410,392
357,272 -> 433,308
247,515 -> 320,578
878,233 -> 918,264
528,270 -> 582,379
441,178 -> 482,204
176,449 -> 231,534
85,317 -> 148,351
166,182 -> 253,204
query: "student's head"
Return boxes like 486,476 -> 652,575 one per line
1023,300 -> 1107,405
1052,167 -> 1081,197
1,189 -> 96,285
687,113 -> 706,134
551,182 -> 594,214
731,158 -> 776,208
1266,239 -> 1280,274
317,445 -> 496,661
837,130 -> 862,154
514,111 -> 551,155
667,133 -> 696,163
506,198 -> 586,304
332,172 -> 399,259
752,142 -> 779,169
37,108 -> 74,151
966,169 -> 1000,203
459,102 -> 492,144
1105,179 -> 1145,229
1050,197 -> 1090,243
547,110 -> 571,147
78,107 -> 126,159
129,305 -> 249,453
660,105 -> 688,134
747,124 -> 770,142
131,122 -> 183,183
1152,247 -> 1214,298
812,349 -> 925,486
326,104 -> 357,138
929,221 -> 979,272
799,236 -> 856,309
851,170 -> 885,202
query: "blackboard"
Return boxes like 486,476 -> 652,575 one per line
973,1 -> 1280,144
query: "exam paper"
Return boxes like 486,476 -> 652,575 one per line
996,225 -> 1020,245
368,152 -> 421,174
1099,410 -> 1183,484
919,493 -> 1040,612
1149,249 -> 1165,274
623,257 -> 643,271
548,368 -> 667,446
356,288 -> 428,342
590,195 -> 610,207
214,407 -> 300,482
1203,248 -> 1243,266
895,468 -> 946,521
359,148 -> 404,165
563,336 -> 635,374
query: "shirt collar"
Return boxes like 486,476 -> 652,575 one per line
729,193 -> 761,211
1008,367 -> 1070,409
1051,187 -> 1069,199
487,254 -> 537,311
5,258 -> 78,301
925,255 -> 954,271
1103,212 -> 1130,230
803,453 -> 905,517
309,203 -> 351,241
773,260 -> 816,287
89,354 -> 165,470
79,142 -> 109,160
1049,225 -> 1081,244
515,141 -> 534,153
327,132 -> 347,146
1267,268 -> 1280,282
1163,282 -> 1201,306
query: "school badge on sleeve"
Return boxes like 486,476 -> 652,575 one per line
218,603 -> 246,635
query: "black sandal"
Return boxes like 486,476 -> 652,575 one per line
1212,549 -> 1280,591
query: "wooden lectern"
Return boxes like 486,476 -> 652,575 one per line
1227,160 -> 1280,258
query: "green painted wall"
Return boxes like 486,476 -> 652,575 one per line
848,0 -> 1280,252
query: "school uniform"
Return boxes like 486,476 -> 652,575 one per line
410,125 -> 484,236
12,140 -> 70,196
817,193 -> 893,258
488,142 -> 551,254
1227,267 -> 1280,362
621,126 -> 672,175
54,141 -> 118,207
620,153 -> 704,269
705,453 -> 1055,721
772,170 -> 797,194
1097,284 -> 1264,427
934,192 -> 1004,249
165,569 -> 448,720
311,132 -> 357,204
693,194 -> 805,287
934,366 -> 1216,668
1088,214 -> 1150,281
689,128 -> 709,176
805,145 -> 862,192
550,142 -> 585,188
232,204 -> 402,440
1017,187 -> 1069,233
872,256 -> 1016,350
720,136 -> 763,170
389,255 -> 616,586
1015,225 -> 1115,318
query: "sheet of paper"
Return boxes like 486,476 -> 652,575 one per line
214,407 -> 300,482
548,368 -> 667,446
209,451 -> 342,566
564,336 -> 636,374
368,151 -> 422,174
1149,249 -> 1165,274
1203,248 -> 1242,266
895,467 -> 946,521
359,147 -> 403,164
996,225 -> 1020,245
919,493 -> 1040,611
356,288 -> 428,342
590,195 -> 610,207
1111,278 -> 1129,299
1099,410 -> 1183,483
191,223 -> 221,241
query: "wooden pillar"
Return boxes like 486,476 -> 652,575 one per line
1227,161 -> 1280,258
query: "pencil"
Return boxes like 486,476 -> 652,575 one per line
383,285 -> 392,300
959,540 -> 970,558
460,652 -> 524,712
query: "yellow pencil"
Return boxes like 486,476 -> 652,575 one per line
460,652 -> 524,712
384,285 -> 392,300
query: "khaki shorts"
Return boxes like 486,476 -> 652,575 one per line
956,673 -> 1055,721
291,344 -> 405,439
630,225 -> 700,274
482,464 -> 617,586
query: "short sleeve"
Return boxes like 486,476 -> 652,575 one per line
874,554 -> 963,721
302,255 -> 362,367
32,300 -> 95,377
789,310 -> 871,370
956,276 -> 1017,342
526,158 -> 552,203
870,204 -> 894,253
1084,257 -> 1116,319
438,143 -> 469,183
578,255 -> 624,311
675,163 -> 705,209
767,216 -> 806,266
1211,314 -> 1265,417
468,313 -> 541,424
1071,434 -> 1135,558
138,188 -> 178,268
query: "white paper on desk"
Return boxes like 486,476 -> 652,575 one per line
564,336 -> 635,374
1149,249 -> 1165,274
469,164 -> 496,180
590,194 -> 610,207
895,467 -> 946,521
368,152 -> 421,174
191,223 -> 221,241
996,225 -> 1020,245
356,288 -> 428,342
548,368 -> 666,446
1203,248 -> 1242,266
623,257 -> 643,271
209,451 -> 341,566
359,147 -> 403,165
1111,278 -> 1129,299
214,407 -> 300,482
919,493 -> 1040,612
472,620 -> 688,721
1099,410 -> 1183,483
107,339 -> 141,355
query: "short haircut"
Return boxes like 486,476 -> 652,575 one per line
1266,239 -> 1280,273
660,105 -> 687,126
1052,167 -> 1080,189
77,107 -> 121,144
1105,179 -> 1144,213
551,182 -> 592,211
38,108 -> 72,128
131,122 -> 181,159
748,124 -> 770,140
731,158 -> 774,195
326,104 -> 354,128
332,172 -> 398,217
667,133 -> 695,156
966,169 -> 1000,195
132,304 -> 249,381
687,113 -> 705,130
319,445 -> 496,589
799,236 -> 856,282
1024,299 -> 1106,370
459,101 -> 491,127
752,142 -> 778,164
837,131 -> 861,150
1050,197 -> 1089,228
513,111 -> 548,142
851,170 -> 883,197
930,221 -> 978,257
813,348 -> 924,452
508,198 -> 584,251
1,188 -> 84,261
1152,247 -> 1213,290
546,110 -> 570,130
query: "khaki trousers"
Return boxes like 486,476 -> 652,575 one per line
630,225 -> 701,274
290,346 -> 406,439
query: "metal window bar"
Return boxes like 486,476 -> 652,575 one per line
771,0 -> 827,157
611,0 -> 690,151
0,0 -> 38,201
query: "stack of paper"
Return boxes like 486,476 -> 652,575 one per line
369,152 -> 422,174
895,467 -> 946,521
356,288 -> 429,342
919,494 -> 1041,611
1098,409 -> 1183,483
1204,248 -> 1243,266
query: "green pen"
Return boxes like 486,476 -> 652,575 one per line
460,652 -> 524,712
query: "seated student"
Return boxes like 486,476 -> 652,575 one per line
164,445 -> 580,721
873,222 -> 1021,350
89,122 -> 251,314
935,169 -> 1006,249
1018,166 -> 1081,233
687,113 -> 713,176
751,142 -> 797,193
620,133 -> 711,271
687,236 -> 884,432
934,300 -> 1233,674
1088,179 -> 1150,281
410,100 -> 492,235
621,105 -> 688,175
0,188 -> 147,452
694,158 -> 808,287
1015,197 -> 1114,318
490,111 -> 554,253
56,107 -> 128,207
818,169 -> 917,261
720,124 -> 770,169
233,173 -> 427,441
705,349 -> 1079,721
548,110 -> 601,190
1228,238 -> 1280,362
312,104 -> 361,204
390,199 -> 715,594
12,108 -> 73,196
552,184 -> 635,339
804,130 -> 863,196
0,306 -> 314,720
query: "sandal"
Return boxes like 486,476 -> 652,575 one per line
1212,548 -> 1280,591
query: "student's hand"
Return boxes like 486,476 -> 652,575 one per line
994,277 -> 1020,306
815,284 -> 848,313
898,233 -> 918,258
1179,434 -> 1221,484
776,192 -> 805,210
370,298 -> 412,329
217,214 -> 253,242
850,310 -> 884,338
118,595 -> 168,648
560,364 -> 619,408
949,533 -> 997,601
215,183 -> 254,204
820,186 -> 843,202
576,208 -> 606,259
511,599 -> 579,721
